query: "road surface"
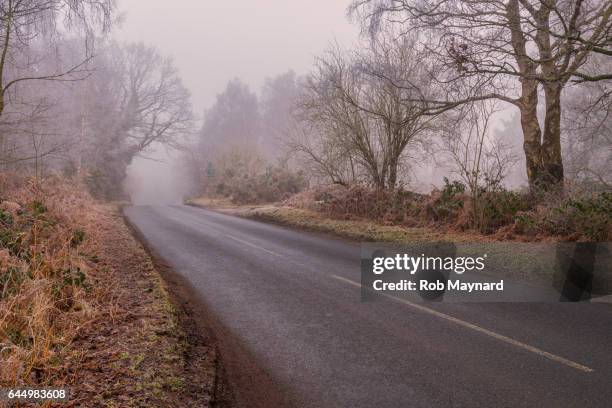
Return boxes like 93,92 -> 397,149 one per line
124,205 -> 612,408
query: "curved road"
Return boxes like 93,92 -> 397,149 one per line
124,205 -> 612,408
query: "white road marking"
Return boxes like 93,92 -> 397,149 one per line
331,275 -> 594,373
166,207 -> 313,266
225,234 -> 285,258
165,207 -> 282,256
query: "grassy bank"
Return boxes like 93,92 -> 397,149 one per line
1,176 -> 215,407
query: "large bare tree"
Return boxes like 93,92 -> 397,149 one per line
71,42 -> 193,199
350,0 -> 612,190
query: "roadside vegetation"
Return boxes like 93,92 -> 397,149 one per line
284,183 -> 610,241
0,1 -> 215,406
0,175 -> 215,406
190,182 -> 611,243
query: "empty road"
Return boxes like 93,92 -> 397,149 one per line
124,205 -> 612,408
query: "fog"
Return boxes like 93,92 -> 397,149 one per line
118,1 -> 359,204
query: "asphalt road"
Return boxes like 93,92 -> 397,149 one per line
124,205 -> 612,408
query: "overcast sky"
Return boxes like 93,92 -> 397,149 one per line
115,0 -> 360,114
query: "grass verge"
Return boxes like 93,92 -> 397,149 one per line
1,177 -> 215,407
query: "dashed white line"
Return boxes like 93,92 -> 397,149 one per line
225,234 -> 285,258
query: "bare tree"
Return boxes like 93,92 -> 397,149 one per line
350,0 -> 612,190
440,101 -> 517,229
0,0 -> 114,119
112,43 -> 193,154
0,92 -> 67,174
295,46 -> 383,187
288,118 -> 360,186
356,34 -> 438,188
294,37 -> 435,189
66,41 -> 193,199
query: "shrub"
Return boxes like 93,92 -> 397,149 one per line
216,164 -> 307,205
515,191 -> 611,241
0,208 -> 13,226
425,178 -> 466,223
84,166 -> 128,201
202,149 -> 308,205
71,229 -> 86,247
473,189 -> 531,234
290,184 -> 424,225
85,169 -> 114,200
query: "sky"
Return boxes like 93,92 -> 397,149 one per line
116,0 -> 361,204
114,0 -> 360,114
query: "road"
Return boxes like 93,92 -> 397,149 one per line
124,205 -> 612,408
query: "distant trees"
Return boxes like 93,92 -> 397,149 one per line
191,79 -> 259,195
189,75 -> 308,202
199,78 -> 259,155
260,70 -> 300,160
350,0 -> 612,191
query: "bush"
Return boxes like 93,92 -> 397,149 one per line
201,148 -> 308,205
287,184 -> 425,225
215,164 -> 307,205
516,191 -> 611,241
283,180 -> 610,241
85,169 -> 115,200
473,189 -> 531,234
84,165 -> 128,201
425,178 -> 466,223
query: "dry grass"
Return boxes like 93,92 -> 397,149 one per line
187,196 -> 242,209
240,206 -> 487,244
0,175 -> 215,407
0,175 -> 101,390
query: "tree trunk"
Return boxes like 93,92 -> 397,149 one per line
541,83 -> 564,187
387,156 -> 398,190
519,80 -> 545,189
507,0 -> 565,191
519,83 -> 565,191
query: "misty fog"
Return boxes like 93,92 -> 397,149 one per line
117,0 -> 360,204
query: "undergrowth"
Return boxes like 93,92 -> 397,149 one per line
0,175 -> 101,388
283,182 -> 611,241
